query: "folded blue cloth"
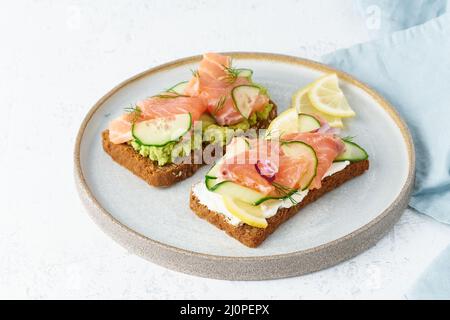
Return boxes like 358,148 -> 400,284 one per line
355,0 -> 447,37
323,13 -> 450,225
323,2 -> 450,299
407,244 -> 450,299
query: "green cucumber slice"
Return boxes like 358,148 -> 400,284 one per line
213,181 -> 266,205
205,176 -> 219,190
206,161 -> 221,179
335,140 -> 368,162
281,141 -> 318,190
231,85 -> 261,119
298,113 -> 321,132
236,68 -> 253,78
210,180 -> 298,206
132,113 -> 192,147
166,81 -> 188,95
253,190 -> 298,206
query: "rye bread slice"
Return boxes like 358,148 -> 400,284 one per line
102,103 -> 277,187
189,159 -> 369,247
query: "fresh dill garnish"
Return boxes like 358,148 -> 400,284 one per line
190,68 -> 199,78
271,182 -> 299,205
152,93 -> 188,99
165,87 -> 181,95
124,105 -> 141,114
222,65 -> 240,83
213,96 -> 227,115
341,135 -> 355,142
124,105 -> 142,123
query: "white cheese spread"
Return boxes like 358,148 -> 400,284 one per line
192,161 -> 350,226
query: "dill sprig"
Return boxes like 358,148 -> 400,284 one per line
124,105 -> 142,123
190,68 -> 199,78
213,96 -> 227,115
342,135 -> 355,142
124,105 -> 140,114
152,92 -> 188,99
222,65 -> 240,83
272,182 -> 299,205
165,86 -> 183,95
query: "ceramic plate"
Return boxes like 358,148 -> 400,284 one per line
75,52 -> 415,280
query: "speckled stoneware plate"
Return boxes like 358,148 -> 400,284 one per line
74,52 -> 415,280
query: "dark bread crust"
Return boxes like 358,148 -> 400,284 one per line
102,103 -> 277,187
102,130 -> 203,187
189,159 -> 369,247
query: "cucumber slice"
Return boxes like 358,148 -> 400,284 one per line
132,113 -> 192,147
253,190 -> 298,206
335,140 -> 368,162
236,68 -> 253,78
205,176 -> 220,190
281,141 -> 318,190
166,81 -> 188,95
206,161 -> 221,179
298,113 -> 321,132
211,180 -> 298,206
213,181 -> 266,205
231,85 -> 261,119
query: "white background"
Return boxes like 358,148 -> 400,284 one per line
1,0 -> 450,299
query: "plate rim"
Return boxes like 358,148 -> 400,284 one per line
74,52 -> 415,278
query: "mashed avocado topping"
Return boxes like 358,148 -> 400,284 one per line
131,103 -> 273,165
203,103 -> 273,146
130,134 -> 202,166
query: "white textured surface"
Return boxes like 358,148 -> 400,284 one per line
1,0 -> 449,299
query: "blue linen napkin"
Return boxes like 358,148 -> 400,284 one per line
323,0 -> 450,299
322,12 -> 450,225
407,244 -> 450,299
355,0 -> 447,37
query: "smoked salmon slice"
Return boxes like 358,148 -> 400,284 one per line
272,154 -> 310,191
217,132 -> 344,195
109,52 -> 268,145
218,139 -> 280,195
219,162 -> 275,195
108,112 -> 138,144
185,53 -> 269,126
108,95 -> 206,144
137,95 -> 206,121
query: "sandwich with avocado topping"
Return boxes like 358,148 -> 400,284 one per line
102,52 -> 277,187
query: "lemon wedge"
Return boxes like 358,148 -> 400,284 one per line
222,196 -> 268,228
308,74 -> 355,118
291,86 -> 344,128
266,108 -> 298,138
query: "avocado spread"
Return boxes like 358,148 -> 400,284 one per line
130,135 -> 201,166
203,103 -> 273,146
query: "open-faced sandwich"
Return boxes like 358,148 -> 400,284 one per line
189,74 -> 369,247
102,53 -> 277,186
